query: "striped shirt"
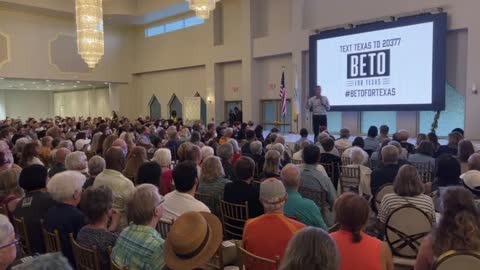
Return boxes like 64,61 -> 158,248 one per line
378,193 -> 435,223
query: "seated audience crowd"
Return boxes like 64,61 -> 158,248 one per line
0,116 -> 479,269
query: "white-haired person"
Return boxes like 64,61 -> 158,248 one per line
44,171 -> 87,266
152,148 -> 174,195
0,214 -> 17,270
243,178 -> 305,266
335,128 -> 352,151
249,141 -> 265,175
271,142 -> 290,168
217,143 -> 237,181
346,147 -> 373,198
84,155 -> 105,188
111,184 -> 166,270
219,127 -> 233,145
229,139 -> 242,164
260,150 -> 282,179
65,151 -> 88,175
200,146 -> 214,164
274,136 -> 292,165
0,141 -> 20,172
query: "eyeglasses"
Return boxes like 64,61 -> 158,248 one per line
155,198 -> 165,208
0,239 -> 19,250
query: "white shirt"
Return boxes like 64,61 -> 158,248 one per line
292,150 -> 303,161
162,190 -> 211,221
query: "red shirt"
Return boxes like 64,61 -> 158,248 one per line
243,213 -> 305,267
160,169 -> 173,195
330,230 -> 383,270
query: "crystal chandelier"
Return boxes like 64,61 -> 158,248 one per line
186,0 -> 220,19
75,0 -> 104,68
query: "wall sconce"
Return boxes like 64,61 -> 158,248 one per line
207,96 -> 213,104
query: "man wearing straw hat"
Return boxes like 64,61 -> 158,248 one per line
164,211 -> 223,270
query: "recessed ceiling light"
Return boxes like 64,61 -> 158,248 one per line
46,80 -> 50,82
32,82 -> 36,84
23,88 -> 26,90
61,83 -> 65,85
48,85 -> 52,87
0,78 -> 4,80
8,85 -> 13,87
74,85 -> 78,88
19,84 -> 24,86
104,82 -> 109,85
76,81 -> 81,83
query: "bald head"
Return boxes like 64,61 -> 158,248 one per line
274,136 -> 286,146
281,164 -> 301,190
468,153 -> 480,171
105,146 -> 125,172
55,148 -> 71,164
112,139 -> 127,156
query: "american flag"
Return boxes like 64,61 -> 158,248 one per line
279,71 -> 287,117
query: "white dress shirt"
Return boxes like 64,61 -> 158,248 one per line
162,190 -> 211,221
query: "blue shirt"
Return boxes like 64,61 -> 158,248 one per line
284,189 -> 327,229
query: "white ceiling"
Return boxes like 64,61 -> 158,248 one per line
0,78 -> 109,91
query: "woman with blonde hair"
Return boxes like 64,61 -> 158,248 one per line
415,187 -> 480,270
378,165 -> 435,224
123,146 -> 147,180
260,150 -> 281,179
280,227 -> 338,270
0,168 -> 24,220
123,132 -> 136,153
198,156 -> 231,199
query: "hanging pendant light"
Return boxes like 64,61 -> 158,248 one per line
75,0 -> 104,68
186,0 -> 220,19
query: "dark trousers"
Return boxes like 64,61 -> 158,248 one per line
312,114 -> 327,142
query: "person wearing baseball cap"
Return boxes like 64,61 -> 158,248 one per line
242,178 -> 305,267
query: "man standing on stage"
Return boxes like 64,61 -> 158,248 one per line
307,85 -> 330,142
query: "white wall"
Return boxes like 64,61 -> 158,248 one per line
134,66 -> 207,118
0,10 -> 133,83
0,90 -> 53,119
53,88 -> 111,117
